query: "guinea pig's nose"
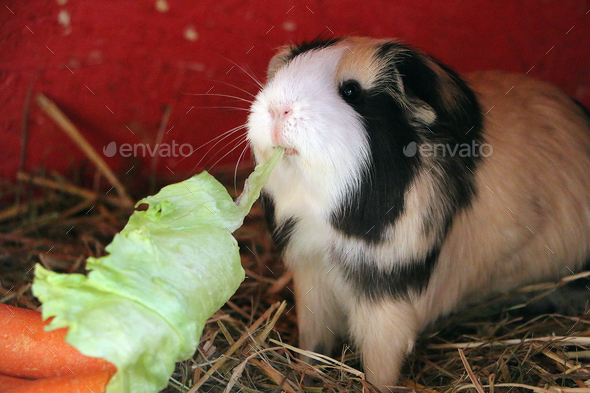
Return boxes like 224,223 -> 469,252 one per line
269,107 -> 293,146
269,107 -> 292,121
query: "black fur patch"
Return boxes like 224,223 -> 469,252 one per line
571,99 -> 590,161
330,86 -> 422,242
574,98 -> 590,115
338,247 -> 441,299
573,98 -> 590,125
260,192 -> 297,251
330,41 -> 484,244
284,37 -> 341,62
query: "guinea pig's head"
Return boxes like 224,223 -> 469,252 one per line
247,38 -> 374,191
247,37 -> 481,231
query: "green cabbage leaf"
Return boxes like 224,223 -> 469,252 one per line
32,147 -> 284,393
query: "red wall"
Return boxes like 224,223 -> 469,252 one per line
2,0 -> 589,180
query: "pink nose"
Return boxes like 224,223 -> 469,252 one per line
270,107 -> 292,120
269,107 -> 292,146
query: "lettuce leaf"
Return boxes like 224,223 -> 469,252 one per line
32,147 -> 284,393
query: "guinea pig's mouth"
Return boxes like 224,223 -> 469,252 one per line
273,145 -> 298,156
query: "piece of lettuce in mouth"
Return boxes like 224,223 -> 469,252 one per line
32,147 -> 284,393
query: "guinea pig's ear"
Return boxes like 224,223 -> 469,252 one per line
267,46 -> 294,81
394,48 -> 480,129
398,90 -> 437,127
394,53 -> 441,127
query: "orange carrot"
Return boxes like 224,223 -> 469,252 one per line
0,374 -> 32,389
0,370 -> 112,393
0,305 -> 116,379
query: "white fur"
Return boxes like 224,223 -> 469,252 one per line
248,47 -> 370,223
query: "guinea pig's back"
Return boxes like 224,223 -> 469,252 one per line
417,70 -> 590,322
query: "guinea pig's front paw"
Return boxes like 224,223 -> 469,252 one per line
349,299 -> 420,392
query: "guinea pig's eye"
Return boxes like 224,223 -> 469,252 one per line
339,80 -> 362,103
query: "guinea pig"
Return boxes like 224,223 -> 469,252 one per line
246,36 -> 590,391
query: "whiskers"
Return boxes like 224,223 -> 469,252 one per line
213,79 -> 257,98
208,135 -> 252,195
182,92 -> 253,106
185,105 -> 251,112
174,56 -> 267,195
179,83 -> 260,195
190,128 -> 251,196
234,138 -> 252,195
219,55 -> 264,90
